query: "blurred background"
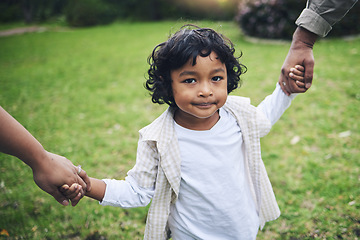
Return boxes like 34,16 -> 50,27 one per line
0,0 -> 359,239
1,0 -> 360,39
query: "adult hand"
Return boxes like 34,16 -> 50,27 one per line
279,27 -> 317,95
32,151 -> 91,206
0,106 -> 91,206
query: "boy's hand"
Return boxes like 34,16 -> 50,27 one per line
60,183 -> 83,206
289,65 -> 305,89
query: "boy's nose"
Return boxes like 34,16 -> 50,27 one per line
198,83 -> 213,97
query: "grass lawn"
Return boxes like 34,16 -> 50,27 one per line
0,20 -> 359,239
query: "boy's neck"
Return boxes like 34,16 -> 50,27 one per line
174,109 -> 220,131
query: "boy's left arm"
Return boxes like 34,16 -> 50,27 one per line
257,64 -> 305,128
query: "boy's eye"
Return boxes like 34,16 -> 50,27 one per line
212,76 -> 223,82
183,79 -> 196,84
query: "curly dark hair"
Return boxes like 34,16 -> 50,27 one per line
145,25 -> 247,107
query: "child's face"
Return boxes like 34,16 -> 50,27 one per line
170,51 -> 228,130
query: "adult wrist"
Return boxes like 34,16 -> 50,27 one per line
26,147 -> 50,171
292,27 -> 318,50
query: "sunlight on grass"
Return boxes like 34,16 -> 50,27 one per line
0,21 -> 359,239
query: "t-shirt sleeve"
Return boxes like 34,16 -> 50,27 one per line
100,176 -> 155,208
257,83 -> 297,126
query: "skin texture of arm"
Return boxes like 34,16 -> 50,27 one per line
84,177 -> 106,201
0,106 -> 91,206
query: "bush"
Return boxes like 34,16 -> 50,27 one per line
236,0 -> 305,40
236,0 -> 360,40
103,0 -> 238,21
0,1 -> 22,23
0,0 -> 68,24
65,0 -> 116,27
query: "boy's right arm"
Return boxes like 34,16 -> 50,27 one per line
257,64 -> 306,127
85,177 -> 106,201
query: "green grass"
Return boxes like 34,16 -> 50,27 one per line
0,21 -> 359,239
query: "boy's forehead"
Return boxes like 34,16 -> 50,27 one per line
173,52 -> 225,73
186,51 -> 220,66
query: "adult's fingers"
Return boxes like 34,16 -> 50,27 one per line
289,79 -> 307,93
303,57 -> 314,89
59,184 -> 70,193
78,168 -> 91,192
73,164 -> 88,191
279,79 -> 290,96
295,81 -> 305,88
51,189 -> 70,206
289,72 -> 304,81
279,74 -> 305,95
279,70 -> 291,96
70,192 -> 83,206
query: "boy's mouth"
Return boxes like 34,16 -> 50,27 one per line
193,102 -> 216,108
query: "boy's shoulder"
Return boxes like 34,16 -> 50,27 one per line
226,95 -> 251,105
225,95 -> 271,136
138,107 -> 175,142
225,95 -> 255,114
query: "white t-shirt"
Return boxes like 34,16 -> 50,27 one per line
169,107 -> 259,239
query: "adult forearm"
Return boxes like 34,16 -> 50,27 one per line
0,106 -> 92,206
292,26 -> 318,50
0,106 -> 47,169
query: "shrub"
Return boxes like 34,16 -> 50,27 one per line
236,0 -> 304,40
65,0 -> 116,27
0,1 -> 22,23
236,0 -> 360,40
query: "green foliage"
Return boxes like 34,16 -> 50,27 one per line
0,0 -> 68,23
236,0 -> 306,40
65,0 -> 116,27
237,0 -> 360,39
0,21 -> 359,239
0,0 -> 22,22
0,0 -> 238,26
103,0 -> 173,21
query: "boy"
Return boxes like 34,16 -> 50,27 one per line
62,25 -> 306,239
